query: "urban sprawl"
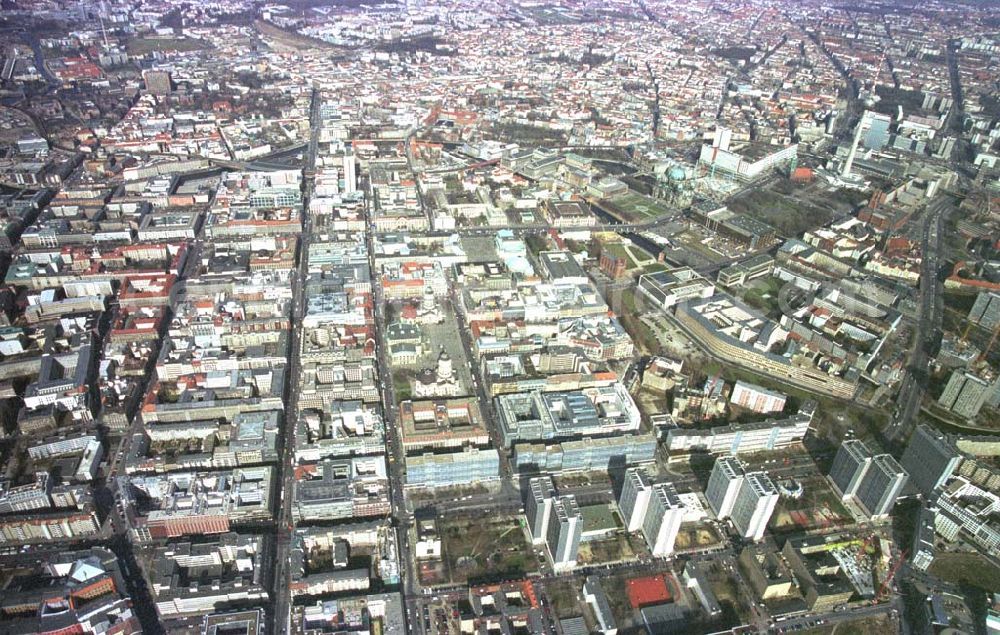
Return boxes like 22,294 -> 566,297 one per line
0,0 -> 999,634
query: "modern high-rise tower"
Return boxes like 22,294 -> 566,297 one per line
343,150 -> 357,194
619,467 -> 653,532
829,439 -> 909,519
546,495 -> 583,571
855,454 -> 908,518
642,483 -> 686,557
829,439 -> 873,500
730,472 -> 779,542
706,455 -> 745,519
901,424 -> 961,497
526,476 -> 556,545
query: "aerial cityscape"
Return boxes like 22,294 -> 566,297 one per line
0,0 -> 998,633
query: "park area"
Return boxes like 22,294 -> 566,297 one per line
437,514 -> 538,585
800,614 -> 897,635
726,179 -> 868,238
600,240 -> 656,270
601,191 -> 675,223
770,475 -> 853,534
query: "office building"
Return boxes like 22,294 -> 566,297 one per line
738,544 -> 795,600
637,267 -> 715,310
619,467 -> 653,532
546,495 -> 583,571
705,455 -> 745,519
782,536 -> 856,612
291,459 -> 389,522
938,371 -> 992,419
731,472 -> 779,541
202,609 -> 264,635
151,533 -> 268,618
856,454 -> 908,518
829,440 -> 873,500
583,576 -> 618,635
526,476 -> 556,544
642,483 -> 685,557
901,424 -> 962,496
0,547 -> 141,634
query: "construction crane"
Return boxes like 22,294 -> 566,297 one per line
856,533 -> 875,566
871,49 -> 887,91
862,49 -> 888,106
877,549 -> 907,603
978,322 -> 1000,363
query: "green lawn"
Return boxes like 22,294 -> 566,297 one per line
542,579 -> 583,618
609,191 -> 674,221
440,515 -> 538,585
127,37 -> 212,54
741,276 -> 784,317
929,552 -> 1000,592
392,370 -> 412,402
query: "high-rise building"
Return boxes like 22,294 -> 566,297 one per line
855,455 -> 908,518
731,472 -> 779,541
619,467 -> 653,532
829,440 -> 872,500
706,456 -> 745,519
642,483 -> 685,557
901,424 -> 962,496
546,495 -> 583,571
343,151 -> 357,194
968,291 -> 1000,331
526,476 -> 556,545
938,371 -> 992,419
829,439 -> 909,520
